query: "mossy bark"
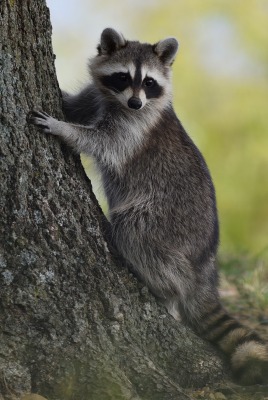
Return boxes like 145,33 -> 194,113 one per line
0,1 -> 228,399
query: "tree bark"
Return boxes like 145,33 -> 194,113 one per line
0,1 -> 228,399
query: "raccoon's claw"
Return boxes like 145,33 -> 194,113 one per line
28,110 -> 53,134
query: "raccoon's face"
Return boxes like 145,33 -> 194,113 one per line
98,63 -> 164,110
89,28 -> 179,111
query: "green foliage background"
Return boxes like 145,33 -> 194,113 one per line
49,0 -> 268,257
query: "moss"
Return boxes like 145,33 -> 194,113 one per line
9,0 -> 15,7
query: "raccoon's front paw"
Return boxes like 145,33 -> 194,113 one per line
28,110 -> 57,135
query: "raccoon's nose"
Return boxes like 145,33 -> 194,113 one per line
128,97 -> 142,110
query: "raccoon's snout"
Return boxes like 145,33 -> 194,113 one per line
128,97 -> 142,110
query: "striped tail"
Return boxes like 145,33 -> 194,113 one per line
199,303 -> 268,385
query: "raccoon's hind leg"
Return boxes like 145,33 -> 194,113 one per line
162,297 -> 182,321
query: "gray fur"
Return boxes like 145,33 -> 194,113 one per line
29,29 -> 219,326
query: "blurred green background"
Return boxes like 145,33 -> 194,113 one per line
47,0 -> 268,259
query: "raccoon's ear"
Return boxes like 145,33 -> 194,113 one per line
154,38 -> 179,66
98,28 -> 127,55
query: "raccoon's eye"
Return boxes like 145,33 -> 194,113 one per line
144,78 -> 155,87
118,73 -> 128,81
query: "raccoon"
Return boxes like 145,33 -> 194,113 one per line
28,28 -> 268,385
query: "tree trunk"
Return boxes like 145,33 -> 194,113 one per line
0,1 -> 228,399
